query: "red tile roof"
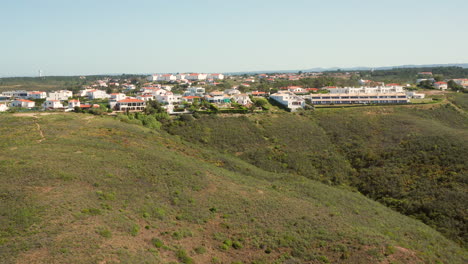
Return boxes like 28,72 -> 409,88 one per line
17,99 -> 34,102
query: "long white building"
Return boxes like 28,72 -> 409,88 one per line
307,93 -> 409,105
324,85 -> 404,94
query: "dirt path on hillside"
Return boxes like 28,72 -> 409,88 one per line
33,118 -> 46,143
12,112 -> 61,117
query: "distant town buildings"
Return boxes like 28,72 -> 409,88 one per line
147,73 -> 224,82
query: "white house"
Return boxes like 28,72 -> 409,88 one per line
137,95 -> 155,102
181,96 -> 201,103
86,90 -> 109,100
204,94 -> 231,104
224,88 -> 241,95
453,78 -> 468,88
156,93 -> 182,105
77,88 -> 94,97
186,73 -> 207,81
27,91 -> 47,99
110,93 -> 127,101
434,82 -> 448,90
2,90 -> 28,99
184,87 -> 205,97
0,103 -> 9,112
147,74 -> 160,82
232,94 -> 252,105
406,91 -> 425,99
287,86 -> 306,93
97,80 -> 108,87
11,99 -> 35,108
47,90 -> 73,101
176,74 -> 187,80
270,91 -> 305,111
68,99 -> 81,108
116,98 -> 146,111
150,88 -> 168,97
207,73 -> 225,80
159,74 -> 177,82
140,85 -> 160,93
43,100 -> 64,109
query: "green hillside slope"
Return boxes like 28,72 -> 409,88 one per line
165,102 -> 468,246
0,113 -> 466,264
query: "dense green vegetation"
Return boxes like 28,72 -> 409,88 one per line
448,93 -> 468,111
359,66 -> 468,84
165,102 -> 468,247
0,74 -> 145,93
0,113 -> 466,263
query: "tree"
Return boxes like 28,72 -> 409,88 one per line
418,80 -> 434,89
447,80 -> 463,91
253,97 -> 268,108
144,100 -> 165,115
433,74 -> 444,82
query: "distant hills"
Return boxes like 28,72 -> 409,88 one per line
225,63 -> 468,75
2,63 -> 468,78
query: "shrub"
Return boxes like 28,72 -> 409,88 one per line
232,241 -> 243,249
176,249 -> 193,264
194,246 -> 206,254
81,208 -> 101,216
151,238 -> 164,248
130,224 -> 139,236
97,227 -> 112,238
223,239 -> 233,247
220,244 -> 229,251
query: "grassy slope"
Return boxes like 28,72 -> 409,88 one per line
0,114 -> 466,264
165,101 -> 468,247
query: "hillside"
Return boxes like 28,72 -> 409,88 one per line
165,95 -> 468,246
0,113 -> 466,263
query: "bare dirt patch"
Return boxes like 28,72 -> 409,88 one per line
15,247 -> 50,264
380,246 -> 423,264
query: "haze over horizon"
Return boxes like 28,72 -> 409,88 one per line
2,0 -> 468,76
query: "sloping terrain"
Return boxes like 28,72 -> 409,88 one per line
0,113 -> 466,263
165,99 -> 468,247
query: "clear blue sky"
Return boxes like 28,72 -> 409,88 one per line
2,0 -> 468,76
